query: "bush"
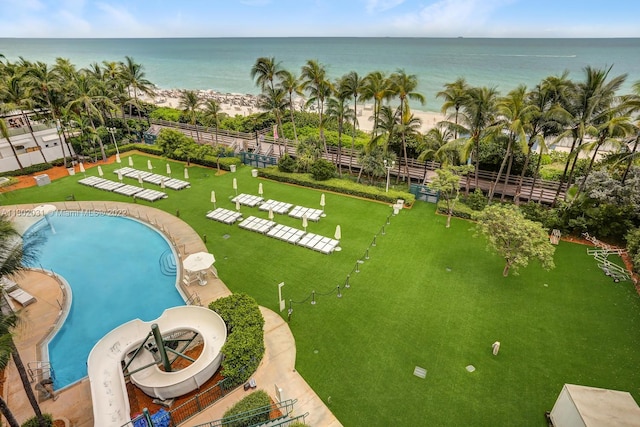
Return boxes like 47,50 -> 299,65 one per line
209,294 -> 265,387
0,163 -> 54,178
310,159 -> 336,181
222,390 -> 271,427
625,227 -> 640,273
21,414 -> 54,427
436,199 -> 478,220
460,189 -> 487,211
278,154 -> 297,173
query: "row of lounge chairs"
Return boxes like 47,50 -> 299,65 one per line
231,193 -> 264,207
78,177 -> 167,202
237,216 -> 339,254
232,194 -> 324,221
113,167 -> 190,190
259,199 -> 293,215
206,208 -> 243,225
1,277 -> 37,311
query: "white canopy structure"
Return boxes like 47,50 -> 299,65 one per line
550,384 -> 640,427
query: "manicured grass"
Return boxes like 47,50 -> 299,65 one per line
4,155 -> 640,426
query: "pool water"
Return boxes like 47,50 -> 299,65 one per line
23,213 -> 184,388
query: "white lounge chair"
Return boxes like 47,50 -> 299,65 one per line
8,288 -> 36,306
1,277 -> 19,292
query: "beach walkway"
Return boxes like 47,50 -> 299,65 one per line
3,202 -> 341,427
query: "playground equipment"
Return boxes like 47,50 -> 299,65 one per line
87,306 -> 227,427
582,232 -> 630,283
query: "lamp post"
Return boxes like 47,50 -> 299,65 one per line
107,127 -> 119,155
384,159 -> 395,193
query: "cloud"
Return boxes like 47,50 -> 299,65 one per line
365,0 -> 405,14
53,9 -> 93,36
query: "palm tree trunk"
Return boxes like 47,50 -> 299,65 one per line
21,111 -> 48,164
514,143 -> 535,205
88,115 -> 106,161
574,143 -> 602,200
553,135 -> 578,205
5,135 -> 25,171
0,396 -> 20,427
488,138 -> 513,202
564,139 -> 584,201
529,150 -> 545,203
10,342 -> 48,427
621,134 -> 639,184
500,153 -> 514,202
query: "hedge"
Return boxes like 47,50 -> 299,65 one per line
436,199 -> 479,220
259,167 -> 415,206
114,144 -> 242,172
209,293 -> 265,387
221,390 -> 271,427
21,414 -> 54,427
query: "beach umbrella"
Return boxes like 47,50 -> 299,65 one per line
128,156 -> 134,167
232,178 -> 238,195
258,182 -> 263,197
97,165 -> 103,177
79,162 -> 86,175
235,200 -> 241,211
268,208 -> 274,220
160,177 -> 165,189
320,193 -> 326,217
115,153 -> 121,163
334,225 -> 342,240
147,159 -> 153,171
184,168 -> 189,180
211,190 -> 217,209
138,173 -> 144,187
166,163 -> 171,175
117,170 -> 123,182
183,252 -> 215,286
302,214 -> 308,232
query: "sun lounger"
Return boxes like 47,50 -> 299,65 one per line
113,185 -> 144,197
8,288 -> 36,306
232,194 -> 264,207
134,189 -> 167,202
298,232 -> 339,254
289,206 -> 323,221
206,208 -> 242,225
164,179 -> 190,190
266,224 -> 304,244
1,277 -> 19,292
259,199 -> 293,214
238,216 -> 275,234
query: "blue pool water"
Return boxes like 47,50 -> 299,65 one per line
23,213 -> 183,388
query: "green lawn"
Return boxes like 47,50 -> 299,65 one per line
3,155 -> 640,426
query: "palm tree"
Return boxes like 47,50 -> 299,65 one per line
620,81 -> 640,184
0,75 -> 49,164
418,125 -> 456,167
202,99 -> 222,146
437,78 -> 469,139
341,71 -> 365,173
178,89 -> 203,142
119,56 -> 155,122
277,69 -> 302,144
361,71 -> 392,142
326,87 -> 355,176
257,87 -> 288,156
0,215 -> 48,427
488,85 -> 531,202
250,57 -> 283,92
0,118 -> 25,171
389,70 -> 425,186
300,60 -> 332,154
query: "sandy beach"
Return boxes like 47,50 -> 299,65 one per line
144,89 -> 446,134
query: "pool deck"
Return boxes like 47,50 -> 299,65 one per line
3,202 -> 341,427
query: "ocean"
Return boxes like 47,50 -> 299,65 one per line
1,38 -> 639,112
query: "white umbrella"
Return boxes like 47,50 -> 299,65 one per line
166,163 -> 171,175
334,225 -> 342,240
268,208 -> 274,220
258,182 -> 263,196
116,153 -> 121,163
79,162 -> 86,174
236,200 -> 241,211
302,214 -> 308,231
160,177 -> 165,189
233,178 -> 238,195
184,168 -> 189,180
320,193 -> 326,217
128,156 -> 134,167
147,159 -> 153,171
117,170 -> 123,182
211,190 -> 217,209
138,173 -> 143,187
183,252 -> 215,272
97,165 -> 104,177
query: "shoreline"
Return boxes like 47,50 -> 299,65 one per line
144,88 -> 446,133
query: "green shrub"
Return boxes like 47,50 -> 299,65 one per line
460,188 -> 487,211
149,107 -> 182,122
310,159 -> 336,181
222,390 -> 271,427
21,414 -> 54,427
259,167 -> 415,205
625,227 -> 640,273
278,154 -> 297,173
209,294 -> 265,387
0,163 -> 53,177
436,199 -> 478,220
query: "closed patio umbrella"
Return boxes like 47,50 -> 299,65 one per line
97,165 -> 103,177
233,178 -> 238,195
236,199 -> 241,211
166,163 -> 171,175
302,214 -> 308,231
320,193 -> 326,217
117,170 -> 123,182
128,156 -> 134,167
79,162 -> 86,175
258,182 -> 263,197
268,208 -> 274,220
138,173 -> 144,187
184,168 -> 189,180
160,177 -> 165,189
147,159 -> 153,171
334,225 -> 341,240
211,190 -> 217,208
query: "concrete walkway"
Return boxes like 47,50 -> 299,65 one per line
3,202 -> 341,427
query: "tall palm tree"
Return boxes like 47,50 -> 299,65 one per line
178,89 -> 203,142
0,215 -> 48,427
202,99 -> 222,146
389,70 -> 425,186
553,66 -> 626,203
437,77 -> 469,139
119,56 -> 154,122
488,85 -> 531,202
0,118 -> 25,171
326,87 -> 355,177
250,57 -> 283,92
341,71 -> 365,173
0,75 -> 49,163
419,125 -> 456,167
620,80 -> 640,184
300,60 -> 332,154
277,69 -> 302,143
257,87 -> 288,155
361,71 -> 392,142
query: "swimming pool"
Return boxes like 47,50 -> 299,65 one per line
23,213 -> 184,388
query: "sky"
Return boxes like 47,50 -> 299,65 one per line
0,0 -> 639,38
